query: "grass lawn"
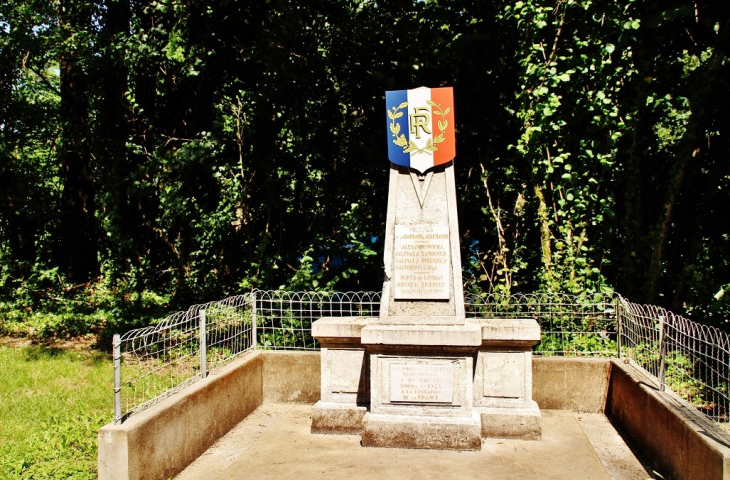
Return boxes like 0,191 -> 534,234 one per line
0,341 -> 112,479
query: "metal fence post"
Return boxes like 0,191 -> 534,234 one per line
200,309 -> 207,378
113,334 -> 122,425
658,315 -> 666,391
252,292 -> 258,350
615,296 -> 622,359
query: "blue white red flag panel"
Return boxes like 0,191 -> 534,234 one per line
385,87 -> 455,174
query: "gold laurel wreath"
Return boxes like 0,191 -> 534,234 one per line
388,100 -> 450,156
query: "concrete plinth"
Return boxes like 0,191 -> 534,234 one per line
476,402 -> 542,440
312,316 -> 544,446
472,321 -> 542,440
357,324 -> 480,450
310,317 -> 372,435
311,401 -> 366,435
361,411 -> 481,451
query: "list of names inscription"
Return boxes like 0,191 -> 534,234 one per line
393,224 -> 450,300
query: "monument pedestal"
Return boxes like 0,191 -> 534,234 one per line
359,323 -> 482,450
472,319 -> 543,440
311,317 -> 542,446
311,317 -> 371,435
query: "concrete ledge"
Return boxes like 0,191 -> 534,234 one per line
98,351 -> 264,480
311,401 -> 367,434
361,411 -> 482,451
608,359 -> 730,480
312,317 -> 372,340
470,318 -> 541,345
476,402 -> 542,440
361,324 -> 481,346
533,356 -> 611,412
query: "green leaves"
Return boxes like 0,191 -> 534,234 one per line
501,0 -> 642,295
1,0 -> 728,323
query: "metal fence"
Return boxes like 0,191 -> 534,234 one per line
113,294 -> 254,424
255,290 -> 381,350
465,292 -> 617,356
113,289 -> 729,426
618,295 -> 730,422
113,290 -> 380,423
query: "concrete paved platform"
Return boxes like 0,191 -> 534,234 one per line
178,404 -> 655,480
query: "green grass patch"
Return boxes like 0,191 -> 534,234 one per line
0,344 -> 112,479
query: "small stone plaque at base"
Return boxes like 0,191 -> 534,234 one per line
390,363 -> 453,403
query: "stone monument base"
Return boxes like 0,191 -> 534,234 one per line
476,402 -> 542,440
361,411 -> 481,450
310,401 -> 367,435
311,316 -> 543,449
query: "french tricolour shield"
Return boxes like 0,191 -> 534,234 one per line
386,86 -> 455,174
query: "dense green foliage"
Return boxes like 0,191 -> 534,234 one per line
0,345 -> 111,479
1,0 -> 728,336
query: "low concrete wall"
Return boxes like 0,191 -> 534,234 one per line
260,353 -> 613,412
97,353 -> 614,480
98,351 -> 730,480
608,359 -> 730,480
533,357 -> 611,412
98,351 -> 264,480
262,351 -> 320,404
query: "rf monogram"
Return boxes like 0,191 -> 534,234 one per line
409,107 -> 432,139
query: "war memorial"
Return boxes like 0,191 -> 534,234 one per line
311,86 -> 541,449
98,87 -> 730,480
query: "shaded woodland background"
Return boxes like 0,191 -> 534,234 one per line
1,0 -> 728,337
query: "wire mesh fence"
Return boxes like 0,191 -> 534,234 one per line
618,295 -> 730,422
254,290 -> 381,350
465,292 -> 618,356
113,289 -> 729,426
113,290 -> 380,422
114,294 -> 254,424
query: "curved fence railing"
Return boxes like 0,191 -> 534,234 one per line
618,295 -> 730,422
465,292 -> 617,356
113,294 -> 254,423
254,290 -> 381,350
113,289 -> 729,425
113,290 -> 380,424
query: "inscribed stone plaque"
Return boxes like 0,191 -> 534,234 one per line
393,224 -> 450,300
390,363 -> 454,403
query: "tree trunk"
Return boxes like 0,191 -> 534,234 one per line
58,0 -> 99,283
646,34 -> 728,303
98,0 -> 132,262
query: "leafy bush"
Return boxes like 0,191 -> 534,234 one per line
0,268 -> 171,345
258,309 -> 316,350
